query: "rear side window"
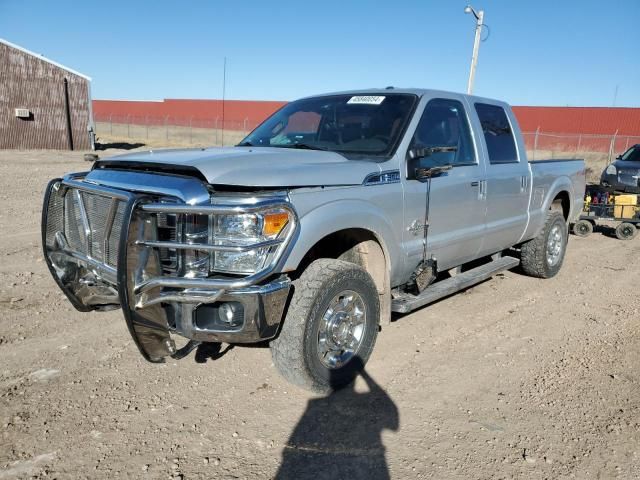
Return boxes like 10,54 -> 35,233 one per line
474,103 -> 518,164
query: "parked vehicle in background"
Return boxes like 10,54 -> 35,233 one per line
600,145 -> 640,193
42,88 -> 585,392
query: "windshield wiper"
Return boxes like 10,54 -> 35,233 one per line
279,143 -> 328,151
236,141 -> 253,146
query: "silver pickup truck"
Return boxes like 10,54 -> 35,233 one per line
42,89 -> 585,392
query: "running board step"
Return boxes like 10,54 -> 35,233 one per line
391,256 -> 520,314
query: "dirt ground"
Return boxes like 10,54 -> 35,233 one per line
1,149 -> 639,480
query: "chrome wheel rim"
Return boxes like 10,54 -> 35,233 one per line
317,290 -> 367,369
546,224 -> 564,267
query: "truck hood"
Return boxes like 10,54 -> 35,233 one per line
613,159 -> 640,170
96,147 -> 380,187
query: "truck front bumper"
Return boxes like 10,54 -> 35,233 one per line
42,174 -> 293,362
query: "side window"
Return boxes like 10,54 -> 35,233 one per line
474,103 -> 518,164
410,98 -> 475,167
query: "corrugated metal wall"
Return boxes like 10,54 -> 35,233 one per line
512,106 -> 640,136
0,42 -> 92,150
93,99 -> 287,123
93,99 -> 640,137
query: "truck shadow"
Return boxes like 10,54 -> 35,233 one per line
193,342 -> 234,363
275,357 -> 399,480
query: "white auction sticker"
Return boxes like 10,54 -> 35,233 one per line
347,95 -> 386,105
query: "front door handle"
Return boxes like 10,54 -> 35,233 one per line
470,181 -> 480,187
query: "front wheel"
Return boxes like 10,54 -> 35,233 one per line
520,211 -> 568,279
270,259 -> 380,393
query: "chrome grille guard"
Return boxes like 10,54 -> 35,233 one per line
42,170 -> 298,361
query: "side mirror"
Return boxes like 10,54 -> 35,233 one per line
407,145 -> 456,181
415,164 -> 453,181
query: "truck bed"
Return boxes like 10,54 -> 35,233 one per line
522,158 -> 586,241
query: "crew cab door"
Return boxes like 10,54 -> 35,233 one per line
471,102 -> 531,255
402,97 -> 486,272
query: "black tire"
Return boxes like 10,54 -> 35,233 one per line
572,219 -> 593,237
615,222 -> 637,240
520,211 -> 568,279
270,259 -> 380,393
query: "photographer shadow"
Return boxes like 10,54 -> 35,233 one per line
275,358 -> 399,480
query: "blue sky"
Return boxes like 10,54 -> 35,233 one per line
1,0 -> 638,106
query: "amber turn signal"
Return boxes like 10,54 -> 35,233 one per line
263,212 -> 290,236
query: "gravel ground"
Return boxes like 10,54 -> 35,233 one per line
1,149 -> 639,479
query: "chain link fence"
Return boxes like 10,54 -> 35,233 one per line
522,131 -> 640,182
95,115 -> 260,147
523,131 -> 640,160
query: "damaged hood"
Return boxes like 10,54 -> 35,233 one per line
96,147 -> 381,187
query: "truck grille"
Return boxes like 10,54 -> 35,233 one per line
48,188 -> 126,268
156,212 -> 179,275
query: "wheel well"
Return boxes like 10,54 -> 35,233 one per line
551,191 -> 570,221
292,228 -> 391,325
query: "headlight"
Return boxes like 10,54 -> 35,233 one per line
214,209 -> 292,274
606,164 -> 617,175
181,207 -> 293,276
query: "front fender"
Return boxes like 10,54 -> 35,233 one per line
282,196 -> 401,283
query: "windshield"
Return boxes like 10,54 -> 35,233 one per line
238,93 -> 417,158
621,146 -> 640,162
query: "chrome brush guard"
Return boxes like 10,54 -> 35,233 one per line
42,170 -> 296,362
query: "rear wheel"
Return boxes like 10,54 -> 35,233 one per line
270,259 -> 379,393
520,211 -> 568,279
572,219 -> 593,237
615,222 -> 637,240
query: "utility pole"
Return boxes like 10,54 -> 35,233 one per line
465,5 -> 484,95
221,57 -> 227,146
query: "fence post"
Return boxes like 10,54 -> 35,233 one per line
625,136 -> 630,151
608,129 -> 619,165
533,126 -> 540,161
243,117 -> 248,133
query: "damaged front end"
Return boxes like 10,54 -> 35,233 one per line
42,170 -> 296,362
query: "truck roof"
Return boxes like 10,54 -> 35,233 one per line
299,87 -> 511,108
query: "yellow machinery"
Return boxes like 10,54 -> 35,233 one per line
613,194 -> 638,219
574,192 -> 640,240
